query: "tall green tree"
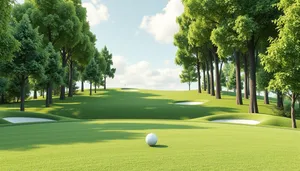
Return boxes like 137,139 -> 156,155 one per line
101,46 -> 115,90
174,13 -> 205,94
233,0 -> 279,113
261,0 -> 300,128
30,0 -> 82,100
180,66 -> 197,91
69,23 -> 96,96
0,0 -> 20,62
84,58 -> 98,96
65,1 -> 93,98
3,14 -> 46,111
43,43 -> 63,107
184,1 -> 225,98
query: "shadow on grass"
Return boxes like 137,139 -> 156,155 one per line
0,121 -> 204,151
0,89 -> 238,120
150,144 -> 168,148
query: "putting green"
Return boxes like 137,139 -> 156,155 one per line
0,120 -> 300,171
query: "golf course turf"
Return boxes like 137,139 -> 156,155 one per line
0,89 -> 300,170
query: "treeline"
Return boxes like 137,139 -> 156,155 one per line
0,0 -> 116,111
174,0 -> 300,128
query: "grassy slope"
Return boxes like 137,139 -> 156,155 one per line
0,88 -> 296,128
1,120 -> 300,171
194,113 -> 294,128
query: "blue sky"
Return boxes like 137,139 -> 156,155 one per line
86,0 -> 177,66
17,0 -> 198,90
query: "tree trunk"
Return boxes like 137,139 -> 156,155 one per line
45,84 -> 50,107
291,93 -> 297,128
188,82 -> 191,91
1,93 -> 5,104
212,48 -> 220,99
95,83 -> 97,93
235,51 -> 243,105
81,79 -> 84,92
203,67 -> 206,91
196,61 -> 201,93
277,91 -> 284,109
104,76 -> 107,90
219,61 -> 223,92
68,60 -> 73,97
209,52 -> 215,96
90,81 -> 92,96
206,61 -> 210,94
264,89 -> 269,104
60,48 -> 67,100
49,83 -> 53,104
20,78 -> 25,111
244,54 -> 249,99
248,35 -> 259,113
33,89 -> 37,99
42,89 -> 45,98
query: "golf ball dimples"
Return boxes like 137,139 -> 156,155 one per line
145,133 -> 157,146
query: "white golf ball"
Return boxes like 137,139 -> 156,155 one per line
145,133 -> 158,146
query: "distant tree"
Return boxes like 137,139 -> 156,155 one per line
220,71 -> 226,90
257,68 -> 273,104
224,64 -> 244,94
77,63 -> 86,92
179,66 -> 198,90
222,63 -> 234,90
84,58 -> 98,96
101,46 -> 115,89
94,50 -> 107,93
228,68 -> 236,92
2,15 -> 46,111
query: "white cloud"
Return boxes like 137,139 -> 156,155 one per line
82,0 -> 109,26
139,0 -> 184,44
105,56 -> 189,90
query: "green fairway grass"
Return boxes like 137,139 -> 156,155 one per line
1,120 -> 300,171
0,89 -> 296,128
0,89 -> 280,119
1,89 -> 300,170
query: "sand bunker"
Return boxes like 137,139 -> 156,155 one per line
174,102 -> 204,105
3,117 -> 55,124
211,119 -> 260,125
